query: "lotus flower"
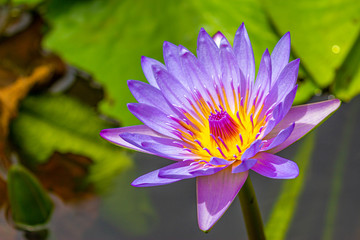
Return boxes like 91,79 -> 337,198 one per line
100,23 -> 340,231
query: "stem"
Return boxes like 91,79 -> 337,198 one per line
238,176 -> 266,240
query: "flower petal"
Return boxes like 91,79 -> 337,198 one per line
267,99 -> 341,153
153,66 -> 201,121
120,132 -> 196,160
260,102 -> 282,137
271,32 -> 291,84
197,168 -> 248,231
190,165 -> 229,178
241,139 -> 262,160
252,49 -> 272,111
127,103 -> 181,139
163,41 -> 190,89
219,38 -> 241,113
232,159 -> 257,173
128,80 -> 177,116
251,152 -> 299,179
262,123 -> 295,151
278,85 -> 298,120
264,59 -> 300,110
132,168 -> 182,187
179,45 -> 218,104
212,31 -> 229,47
100,125 -> 162,154
255,49 -> 272,89
209,157 -> 232,166
159,161 -> 227,179
233,23 -> 255,85
158,161 -> 197,179
141,56 -> 165,88
197,28 -> 221,83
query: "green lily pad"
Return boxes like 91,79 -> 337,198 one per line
7,164 -> 53,230
263,0 -> 360,89
332,32 -> 360,101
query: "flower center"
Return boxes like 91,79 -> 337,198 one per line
176,96 -> 267,162
208,110 -> 239,143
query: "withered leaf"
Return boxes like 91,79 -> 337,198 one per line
34,152 -> 94,202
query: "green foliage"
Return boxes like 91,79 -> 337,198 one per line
263,0 -> 360,89
7,164 -> 53,229
10,94 -> 132,188
333,33 -> 360,101
265,133 -> 316,240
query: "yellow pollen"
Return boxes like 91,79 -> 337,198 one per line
178,93 -> 266,162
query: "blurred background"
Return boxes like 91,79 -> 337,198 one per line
0,0 -> 359,239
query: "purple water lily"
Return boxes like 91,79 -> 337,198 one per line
100,23 -> 340,231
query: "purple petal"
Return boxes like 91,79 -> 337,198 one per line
264,59 -> 300,109
142,141 -> 198,160
190,165 -> 229,178
251,152 -> 299,179
212,31 -> 229,47
241,139 -> 262,160
141,56 -> 165,88
153,66 -> 201,120
179,45 -> 218,103
267,99 -> 341,153
100,125 -> 162,153
158,161 -> 197,179
120,132 -> 196,160
127,103 -> 181,139
262,123 -> 295,151
260,103 -> 282,137
252,49 -> 272,110
232,159 -> 257,173
197,167 -> 248,231
163,41 -> 189,89
219,38 -> 241,112
254,49 -> 272,91
132,167 -> 182,187
197,28 -> 221,83
209,157 -> 232,166
278,85 -> 298,120
159,161 -> 227,179
233,23 -> 255,85
128,80 -> 177,116
271,32 -> 291,84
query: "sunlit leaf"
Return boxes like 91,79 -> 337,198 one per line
262,0 -> 360,89
332,32 -> 360,101
265,132 -> 316,240
8,0 -> 42,4
7,164 -> 53,229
